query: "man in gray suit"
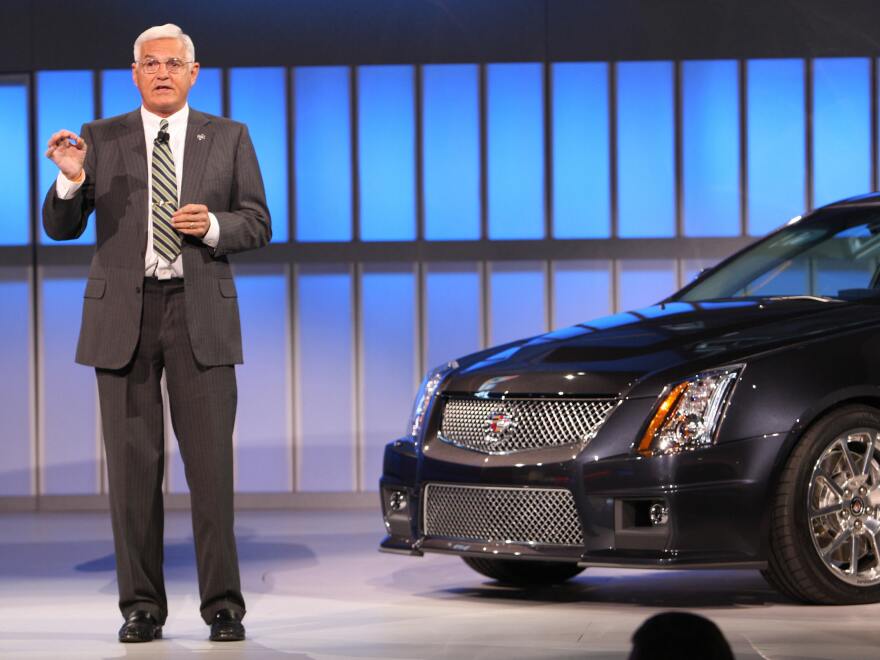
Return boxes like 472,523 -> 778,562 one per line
42,23 -> 270,643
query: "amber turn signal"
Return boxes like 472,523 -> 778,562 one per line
638,382 -> 688,457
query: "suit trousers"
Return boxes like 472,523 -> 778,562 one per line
95,277 -> 245,625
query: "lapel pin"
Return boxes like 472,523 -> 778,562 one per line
197,133 -> 206,141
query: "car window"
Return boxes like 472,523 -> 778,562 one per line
676,209 -> 880,302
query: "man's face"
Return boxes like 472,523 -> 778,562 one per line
132,37 -> 199,117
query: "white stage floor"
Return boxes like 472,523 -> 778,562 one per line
1,508 -> 878,659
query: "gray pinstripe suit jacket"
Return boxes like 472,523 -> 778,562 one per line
42,108 -> 271,370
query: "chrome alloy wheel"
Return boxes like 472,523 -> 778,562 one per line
808,428 -> 880,586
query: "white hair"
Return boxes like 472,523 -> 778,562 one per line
133,23 -> 195,62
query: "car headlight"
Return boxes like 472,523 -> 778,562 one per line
408,361 -> 457,439
638,365 -> 743,457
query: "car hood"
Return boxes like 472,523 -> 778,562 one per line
443,297 -> 880,399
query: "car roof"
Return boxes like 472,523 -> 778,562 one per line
822,192 -> 880,209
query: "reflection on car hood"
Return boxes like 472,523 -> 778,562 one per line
444,297 -> 880,398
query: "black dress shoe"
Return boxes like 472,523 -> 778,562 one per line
209,608 -> 245,642
118,610 -> 162,643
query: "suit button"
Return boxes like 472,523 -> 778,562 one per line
135,286 -> 141,293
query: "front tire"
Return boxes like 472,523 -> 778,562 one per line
765,405 -> 880,604
462,556 -> 585,586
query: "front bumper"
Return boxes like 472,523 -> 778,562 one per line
378,427 -> 785,569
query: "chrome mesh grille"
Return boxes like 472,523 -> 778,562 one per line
439,397 -> 617,454
423,483 -> 584,546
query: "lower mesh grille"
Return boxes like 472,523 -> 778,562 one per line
422,483 -> 584,546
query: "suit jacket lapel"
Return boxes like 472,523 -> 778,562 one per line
180,109 -> 212,206
117,110 -> 149,241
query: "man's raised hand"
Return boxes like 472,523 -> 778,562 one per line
45,130 -> 87,181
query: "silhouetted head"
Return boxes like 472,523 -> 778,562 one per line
629,611 -> 733,660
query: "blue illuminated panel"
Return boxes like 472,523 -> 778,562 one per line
295,66 -> 352,242
426,263 -> 482,367
0,268 -> 32,495
813,58 -> 870,208
230,68 -> 288,242
42,270 -> 98,495
490,262 -> 546,346
488,63 -> 544,240
362,267 -> 416,490
37,71 -> 95,244
552,63 -> 610,238
423,65 -> 480,240
297,267 -> 354,491
617,62 -> 675,238
235,271 -> 291,492
100,69 -> 140,117
189,68 -> 222,115
0,82 -> 29,245
552,261 -> 612,329
682,60 -> 740,236
747,59 -> 805,235
358,65 -> 415,241
618,260 -> 677,311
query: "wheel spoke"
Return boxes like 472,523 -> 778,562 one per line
810,502 -> 845,520
861,443 -> 873,476
822,527 -> 853,559
849,533 -> 860,575
837,438 -> 859,480
814,469 -> 845,500
869,531 -> 880,570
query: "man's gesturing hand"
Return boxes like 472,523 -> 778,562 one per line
45,130 -> 87,181
172,204 -> 211,238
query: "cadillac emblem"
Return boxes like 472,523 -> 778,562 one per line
484,409 -> 516,443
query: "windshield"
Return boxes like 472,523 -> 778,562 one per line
674,207 -> 880,303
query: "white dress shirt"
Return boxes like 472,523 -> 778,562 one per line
55,104 -> 220,279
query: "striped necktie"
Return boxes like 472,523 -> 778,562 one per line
151,119 -> 181,263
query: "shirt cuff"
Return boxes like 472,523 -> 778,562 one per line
55,170 -> 84,200
202,212 -> 220,248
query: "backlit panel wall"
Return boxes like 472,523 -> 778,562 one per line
618,260 -> 678,311
0,268 -> 32,495
423,65 -> 481,241
747,59 -> 806,235
40,268 -> 98,495
188,68 -> 223,115
425,263 -> 483,367
487,63 -> 544,240
682,60 -> 740,236
0,80 -> 29,245
490,262 -> 547,346
296,267 -> 355,492
100,70 -> 140,118
235,269 -> 291,492
9,57 -> 880,501
552,261 -> 613,329
552,63 -> 610,239
229,67 -> 288,242
37,71 -> 95,245
617,62 -> 675,238
358,65 -> 416,241
361,266 -> 417,491
812,58 -> 871,208
294,66 -> 352,242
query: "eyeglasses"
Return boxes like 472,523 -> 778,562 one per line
137,57 -> 192,75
